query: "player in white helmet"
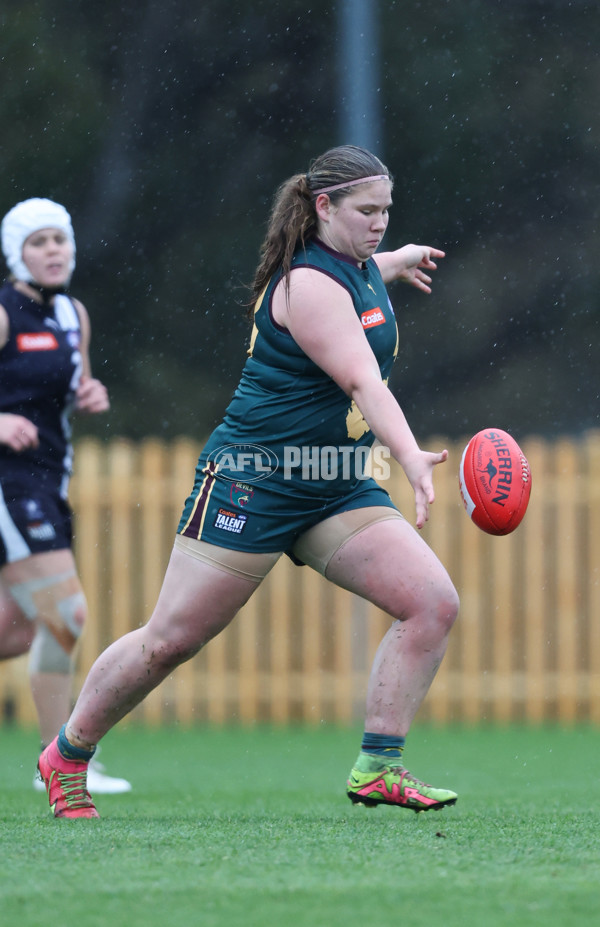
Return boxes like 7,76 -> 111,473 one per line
0,197 -> 131,795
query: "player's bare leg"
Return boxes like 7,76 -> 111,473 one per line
325,516 -> 460,811
2,550 -> 132,793
66,547 -> 260,744
0,583 -> 35,657
38,546 -> 261,817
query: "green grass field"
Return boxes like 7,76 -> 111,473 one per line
1,723 -> 599,927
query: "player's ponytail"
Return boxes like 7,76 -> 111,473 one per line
250,173 -> 315,308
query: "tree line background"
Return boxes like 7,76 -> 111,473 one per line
1,0 -> 598,444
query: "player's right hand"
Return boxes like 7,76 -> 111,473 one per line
0,413 -> 40,452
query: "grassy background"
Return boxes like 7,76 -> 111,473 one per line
1,724 -> 599,927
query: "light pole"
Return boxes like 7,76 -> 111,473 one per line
337,0 -> 382,152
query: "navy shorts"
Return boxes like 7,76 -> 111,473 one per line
177,462 -> 398,554
0,478 -> 73,566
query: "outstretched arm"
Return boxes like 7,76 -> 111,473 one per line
373,244 -> 445,291
275,269 -> 447,529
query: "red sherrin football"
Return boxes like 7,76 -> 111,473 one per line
459,428 -> 532,535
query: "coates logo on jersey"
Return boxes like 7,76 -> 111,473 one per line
361,308 -> 385,330
17,332 -> 59,352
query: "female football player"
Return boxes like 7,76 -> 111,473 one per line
39,147 -> 459,817
0,198 -> 131,794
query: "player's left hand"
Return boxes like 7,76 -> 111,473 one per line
396,245 -> 445,293
76,375 -> 110,414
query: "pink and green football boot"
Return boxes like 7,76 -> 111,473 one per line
347,763 -> 457,813
38,737 -> 99,819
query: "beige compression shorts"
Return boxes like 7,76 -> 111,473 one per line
174,505 -> 403,582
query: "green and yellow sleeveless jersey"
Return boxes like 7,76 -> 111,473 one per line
198,237 -> 398,498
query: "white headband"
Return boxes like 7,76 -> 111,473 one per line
1,197 -> 76,283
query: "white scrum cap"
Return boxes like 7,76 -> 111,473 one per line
1,197 -> 76,283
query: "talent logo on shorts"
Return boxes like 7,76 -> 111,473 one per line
27,522 -> 56,541
213,508 -> 248,534
360,307 -> 385,329
208,444 -> 279,482
17,332 -> 59,352
22,498 -> 56,541
230,483 -> 255,507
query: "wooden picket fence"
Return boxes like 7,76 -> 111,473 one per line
2,432 -> 599,726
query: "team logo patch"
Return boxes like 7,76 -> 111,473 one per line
361,307 -> 385,329
17,332 -> 59,352
24,499 -> 45,520
230,483 -> 254,507
213,508 -> 248,534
